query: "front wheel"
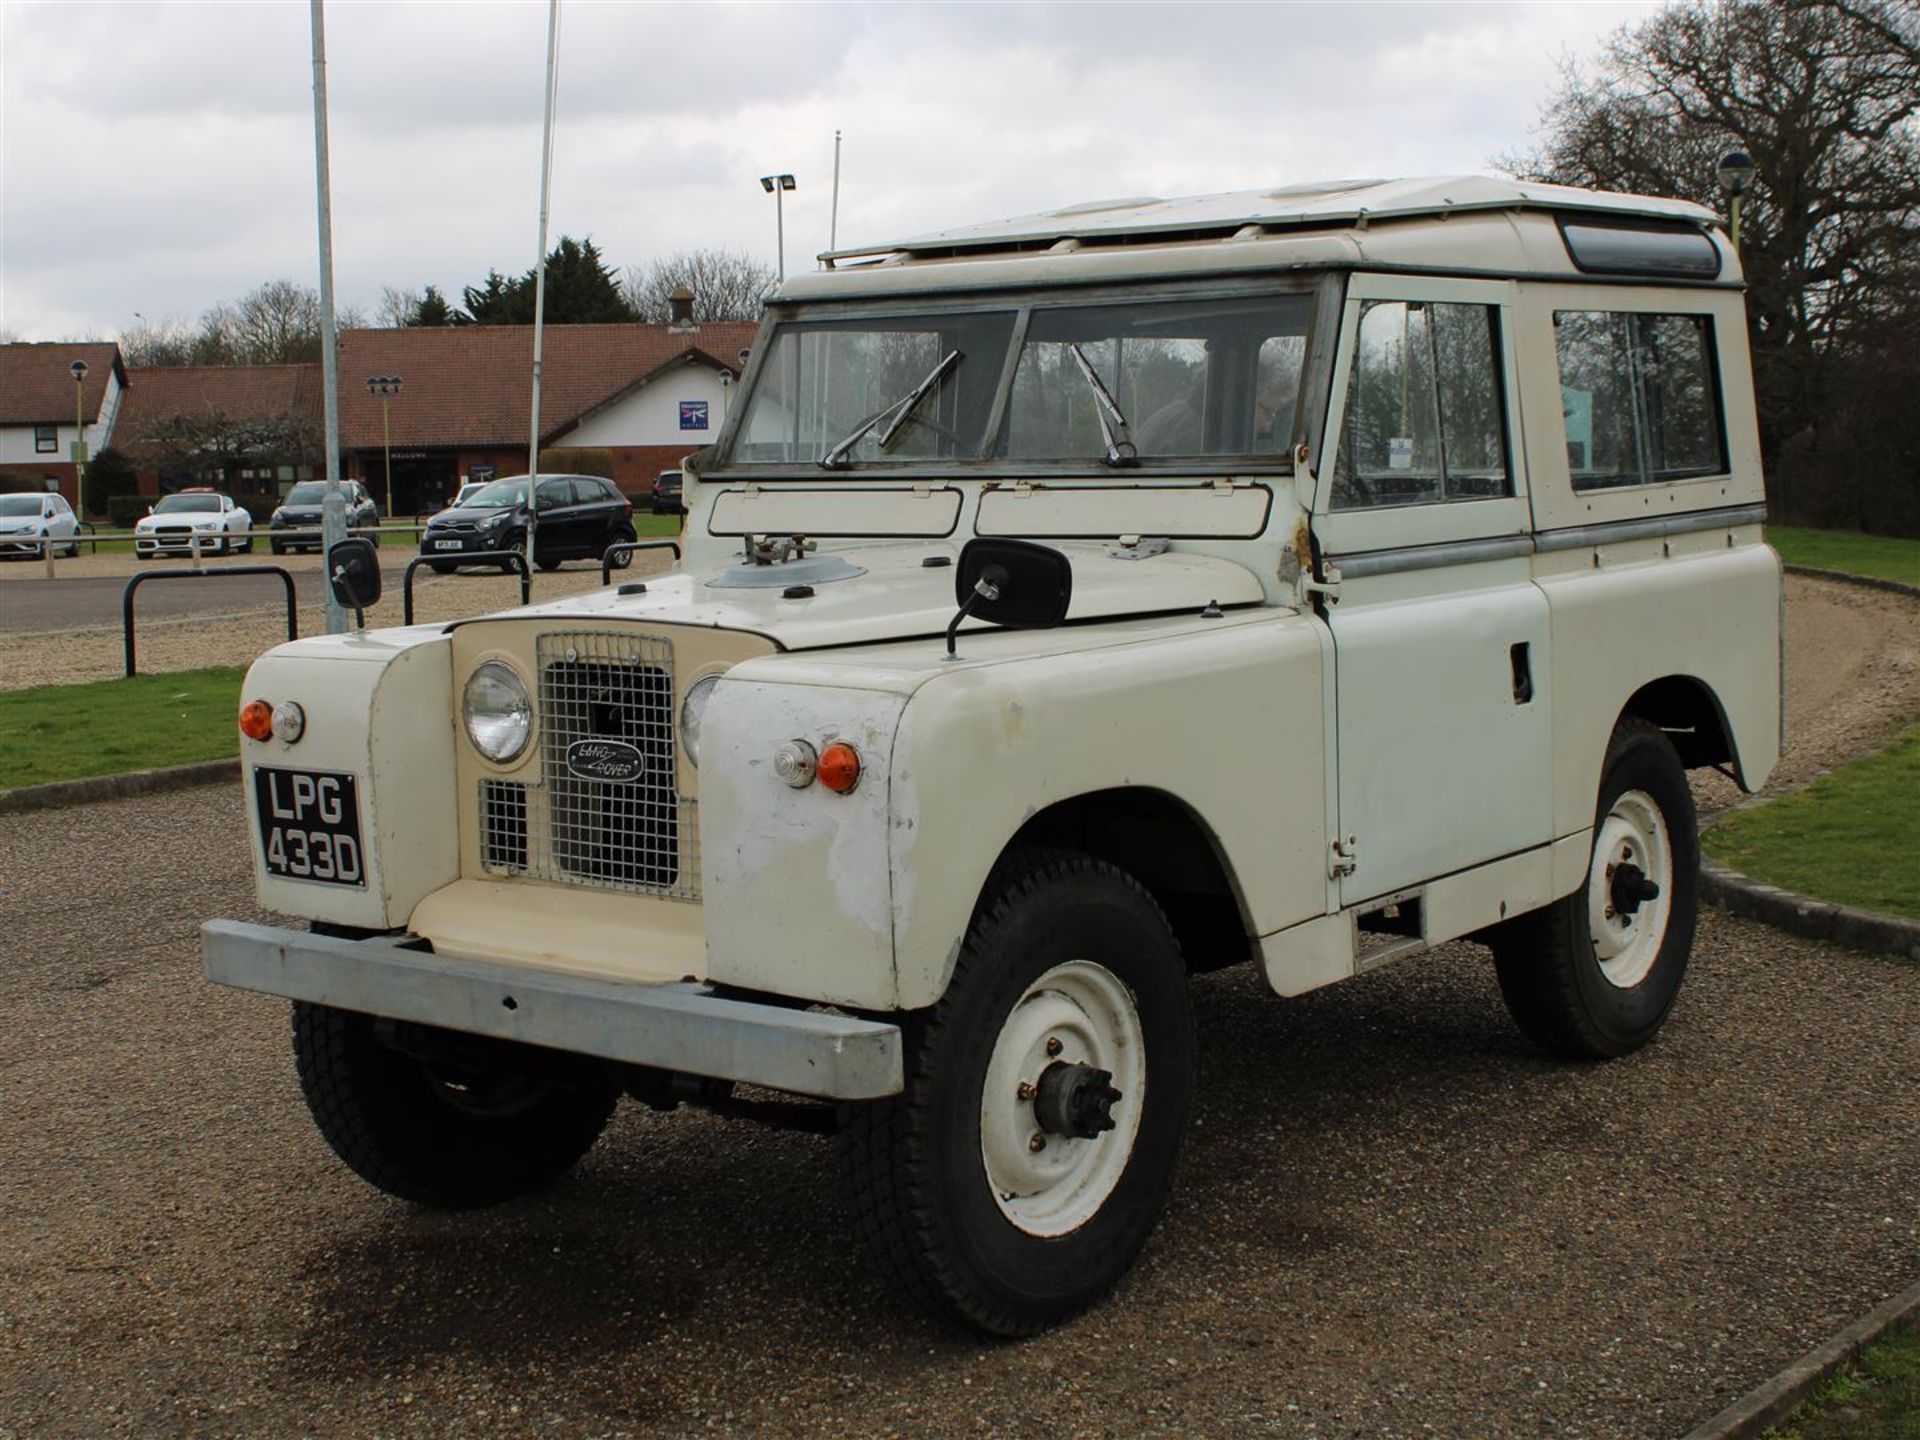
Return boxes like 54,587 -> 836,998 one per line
291,1000 -> 618,1208
1491,718 -> 1699,1059
839,850 -> 1194,1335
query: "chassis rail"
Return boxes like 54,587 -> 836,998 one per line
200,919 -> 904,1101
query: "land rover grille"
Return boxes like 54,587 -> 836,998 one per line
477,629 -> 699,900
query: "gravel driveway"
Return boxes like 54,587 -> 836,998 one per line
1,794 -> 1915,1439
2,566 -> 1916,1439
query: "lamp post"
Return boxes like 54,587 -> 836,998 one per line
1716,150 -> 1756,251
68,359 -> 90,520
365,374 -> 401,520
759,172 -> 796,281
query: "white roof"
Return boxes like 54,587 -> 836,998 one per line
828,175 -> 1718,261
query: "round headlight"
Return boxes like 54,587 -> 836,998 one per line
680,673 -> 722,767
463,660 -> 531,763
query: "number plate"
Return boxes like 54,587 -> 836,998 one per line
432,538 -> 465,550
253,767 -> 367,888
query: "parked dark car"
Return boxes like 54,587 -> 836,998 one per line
650,468 -> 684,515
269,480 -> 381,555
421,473 -> 636,573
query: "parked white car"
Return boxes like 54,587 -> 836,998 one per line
204,176 -> 1782,1337
0,492 -> 80,557
135,489 -> 253,557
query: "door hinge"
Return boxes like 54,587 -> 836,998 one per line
1302,562 -> 1342,605
1330,835 -> 1359,879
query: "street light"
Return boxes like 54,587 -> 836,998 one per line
1716,150 -> 1757,251
759,172 -> 797,281
69,359 -> 89,519
365,373 -> 402,520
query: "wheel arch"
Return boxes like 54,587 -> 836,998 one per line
995,786 -> 1257,976
1617,673 -> 1742,777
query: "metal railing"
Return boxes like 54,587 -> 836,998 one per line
402,550 -> 532,625
124,564 -> 297,677
600,538 -> 682,586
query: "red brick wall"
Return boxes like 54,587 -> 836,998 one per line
0,462 -> 78,507
607,445 -> 701,496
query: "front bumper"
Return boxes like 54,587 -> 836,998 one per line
137,529 -> 226,554
422,532 -> 506,556
200,919 -> 904,1101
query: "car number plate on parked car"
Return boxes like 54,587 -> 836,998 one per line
432,539 -> 464,550
254,767 -> 366,887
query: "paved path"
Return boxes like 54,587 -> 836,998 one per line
0,789 -> 1916,1439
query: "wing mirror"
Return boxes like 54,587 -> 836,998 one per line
946,538 -> 1073,658
327,536 -> 382,625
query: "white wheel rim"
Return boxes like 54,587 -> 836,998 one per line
1587,788 -> 1673,989
979,959 -> 1146,1238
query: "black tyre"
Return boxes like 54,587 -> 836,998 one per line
271,540 -> 287,556
840,850 -> 1194,1336
428,560 -> 457,575
291,1000 -> 618,1209
536,553 -> 563,572
1492,718 -> 1699,1059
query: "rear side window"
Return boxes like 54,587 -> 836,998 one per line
1332,300 -> 1511,509
1554,311 -> 1726,490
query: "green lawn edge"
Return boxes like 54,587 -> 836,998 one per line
1706,726 -> 1920,923
1767,526 -> 1920,587
1763,1322 -> 1919,1439
0,667 -> 244,790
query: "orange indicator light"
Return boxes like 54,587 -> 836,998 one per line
239,699 -> 275,742
818,741 -> 862,794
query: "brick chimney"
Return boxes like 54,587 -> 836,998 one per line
667,285 -> 697,333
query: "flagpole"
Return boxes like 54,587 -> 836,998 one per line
527,0 -> 561,576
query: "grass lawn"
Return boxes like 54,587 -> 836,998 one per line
1768,526 -> 1920,587
1706,726 -> 1920,923
1764,1324 -> 1919,1439
0,667 -> 244,790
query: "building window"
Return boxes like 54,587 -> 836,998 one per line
34,424 -> 56,454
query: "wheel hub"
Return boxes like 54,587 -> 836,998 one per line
978,959 -> 1148,1237
1609,861 -> 1661,917
1033,1061 -> 1121,1139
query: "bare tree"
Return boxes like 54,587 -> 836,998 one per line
375,286 -> 422,329
140,407 -> 320,485
622,249 -> 775,324
1500,0 -> 1920,483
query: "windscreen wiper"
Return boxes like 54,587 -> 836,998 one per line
819,349 -> 963,470
1068,344 -> 1139,467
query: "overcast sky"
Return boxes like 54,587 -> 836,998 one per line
2,1 -> 1664,342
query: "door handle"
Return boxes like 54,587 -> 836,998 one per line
1510,642 -> 1534,705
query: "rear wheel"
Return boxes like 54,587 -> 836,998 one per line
1491,718 -> 1698,1059
291,998 -> 618,1208
840,850 -> 1194,1335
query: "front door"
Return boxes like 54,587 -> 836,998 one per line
1314,275 -> 1553,906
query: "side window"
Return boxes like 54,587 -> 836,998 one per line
1332,301 -> 1510,509
1554,310 -> 1725,490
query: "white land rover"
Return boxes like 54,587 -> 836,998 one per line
205,177 -> 1781,1336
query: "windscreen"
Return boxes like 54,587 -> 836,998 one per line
1002,294 -> 1310,462
154,494 -> 221,513
0,496 -> 44,516
464,478 -> 531,508
284,483 -> 331,504
729,311 -> 1016,466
